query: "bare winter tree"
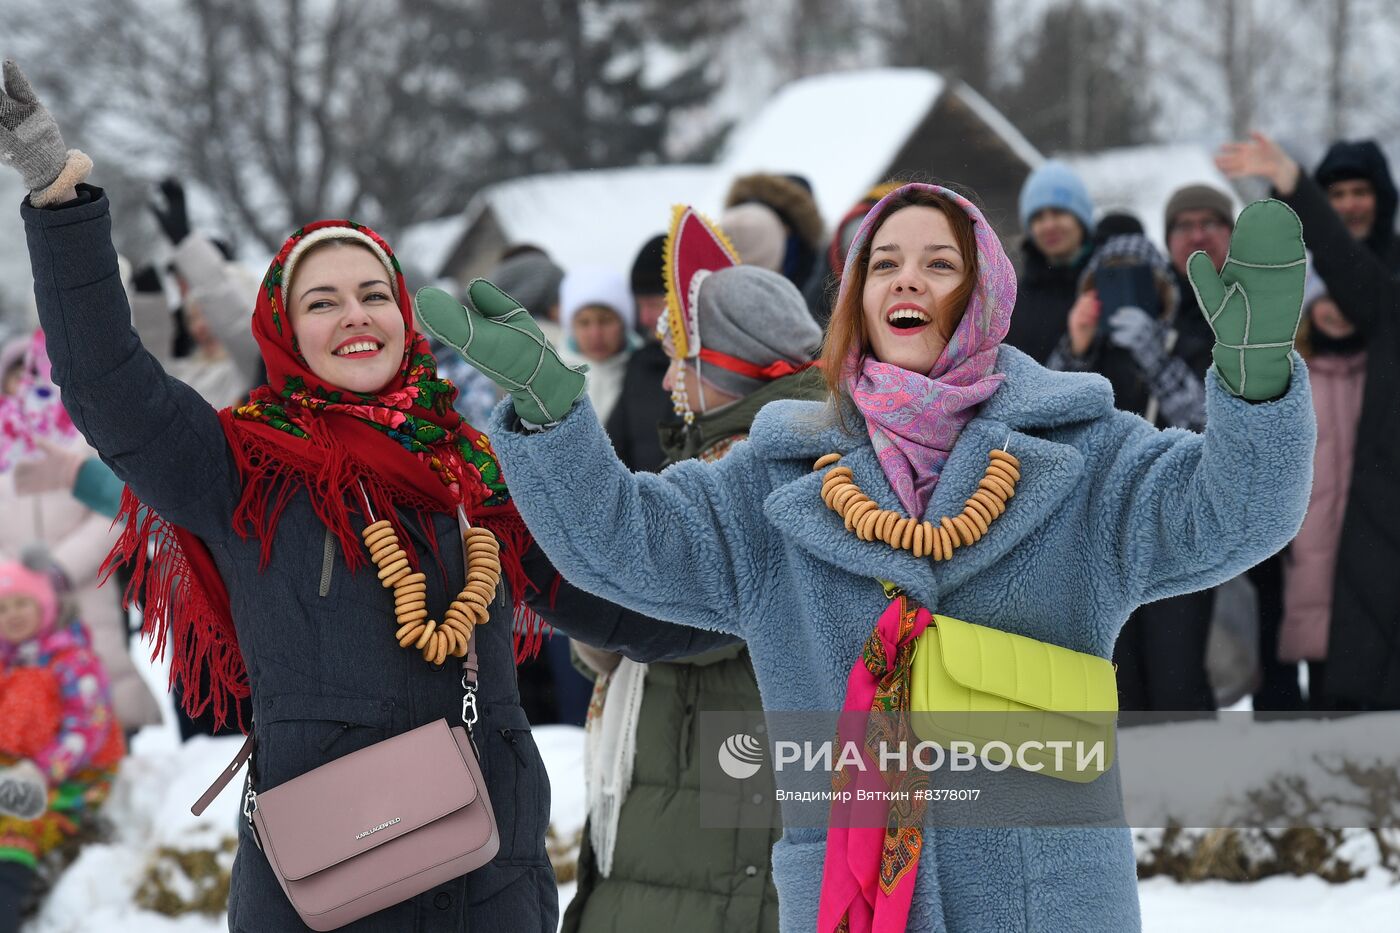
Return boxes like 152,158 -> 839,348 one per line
758,0 -> 870,79
994,0 -> 1157,153
6,0 -> 739,250
6,0 -> 482,249
1145,0 -> 1314,143
866,0 -> 996,95
1324,0 -> 1355,139
407,0 -> 743,175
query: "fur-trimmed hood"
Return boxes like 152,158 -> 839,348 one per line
724,173 -> 825,251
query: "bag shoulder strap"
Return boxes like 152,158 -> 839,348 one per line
191,733 -> 255,816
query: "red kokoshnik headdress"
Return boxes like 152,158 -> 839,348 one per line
104,220 -> 543,732
658,205 -> 814,422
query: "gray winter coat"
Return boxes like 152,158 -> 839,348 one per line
22,188 -> 730,932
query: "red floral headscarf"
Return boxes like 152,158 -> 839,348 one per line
106,221 -> 541,731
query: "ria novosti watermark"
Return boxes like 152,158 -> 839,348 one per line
717,733 -> 1109,780
756,736 -> 1109,777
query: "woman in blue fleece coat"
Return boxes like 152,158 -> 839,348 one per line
416,184 -> 1316,932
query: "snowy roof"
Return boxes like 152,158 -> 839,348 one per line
1060,144 -> 1242,251
440,68 -> 1044,276
949,82 -> 1044,172
710,68 -> 947,226
395,214 -> 469,282
463,164 -> 717,273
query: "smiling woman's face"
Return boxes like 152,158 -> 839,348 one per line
860,205 -> 969,374
288,243 -> 406,395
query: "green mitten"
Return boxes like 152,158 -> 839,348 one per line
1187,198 -> 1306,401
415,280 -> 586,425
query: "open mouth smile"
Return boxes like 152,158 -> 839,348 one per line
886,304 -> 932,334
333,338 -> 385,358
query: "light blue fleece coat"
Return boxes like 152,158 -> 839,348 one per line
489,345 -> 1315,932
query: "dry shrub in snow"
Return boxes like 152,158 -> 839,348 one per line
134,837 -> 236,917
1136,755 -> 1400,883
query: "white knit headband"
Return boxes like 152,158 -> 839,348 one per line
281,227 -> 399,307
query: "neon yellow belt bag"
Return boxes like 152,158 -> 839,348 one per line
909,614 -> 1119,783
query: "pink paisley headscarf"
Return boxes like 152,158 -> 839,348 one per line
838,184 -> 1016,515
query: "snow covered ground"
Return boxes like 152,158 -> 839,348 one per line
18,649 -> 1400,930
1139,872 -> 1400,932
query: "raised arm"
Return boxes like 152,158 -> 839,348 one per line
4,62 -> 238,538
1092,358 -> 1313,606
171,230 -> 263,386
1217,131 -> 1395,337
416,281 -> 771,637
1277,175 -> 1393,336
491,395 -> 767,637
1094,199 -> 1316,604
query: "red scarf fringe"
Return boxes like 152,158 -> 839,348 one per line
101,487 -> 249,732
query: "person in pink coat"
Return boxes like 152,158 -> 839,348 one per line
1278,275 -> 1368,705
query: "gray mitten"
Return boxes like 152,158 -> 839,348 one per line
0,760 -> 48,820
1107,306 -> 1168,377
0,60 -> 91,206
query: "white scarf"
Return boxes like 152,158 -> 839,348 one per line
584,657 -> 648,877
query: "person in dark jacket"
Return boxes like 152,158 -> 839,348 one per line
1311,139 -> 1400,269
1217,131 -> 1400,709
605,234 -> 673,474
1048,234 -> 1207,430
562,250 -> 825,933
1160,183 -> 1277,712
1005,160 -> 1095,363
2,61 -> 733,932
1046,233 -> 1216,712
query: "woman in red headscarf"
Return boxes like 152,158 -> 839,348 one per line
4,60 -> 735,933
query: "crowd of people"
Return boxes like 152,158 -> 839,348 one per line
1011,136 -> 1400,716
0,54 -> 1393,933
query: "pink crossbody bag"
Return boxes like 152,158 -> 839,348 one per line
191,516 -> 500,931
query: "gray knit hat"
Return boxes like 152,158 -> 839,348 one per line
694,265 -> 822,398
490,251 -> 565,317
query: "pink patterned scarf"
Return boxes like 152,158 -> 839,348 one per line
839,184 -> 1017,515
819,596 -> 934,933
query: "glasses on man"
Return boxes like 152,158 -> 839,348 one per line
1171,218 -> 1229,237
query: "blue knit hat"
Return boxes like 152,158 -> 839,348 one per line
1018,160 -> 1095,235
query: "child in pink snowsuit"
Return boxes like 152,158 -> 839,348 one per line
0,555 -> 124,930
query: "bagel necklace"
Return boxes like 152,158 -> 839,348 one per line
356,482 -> 501,665
814,445 -> 1021,560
